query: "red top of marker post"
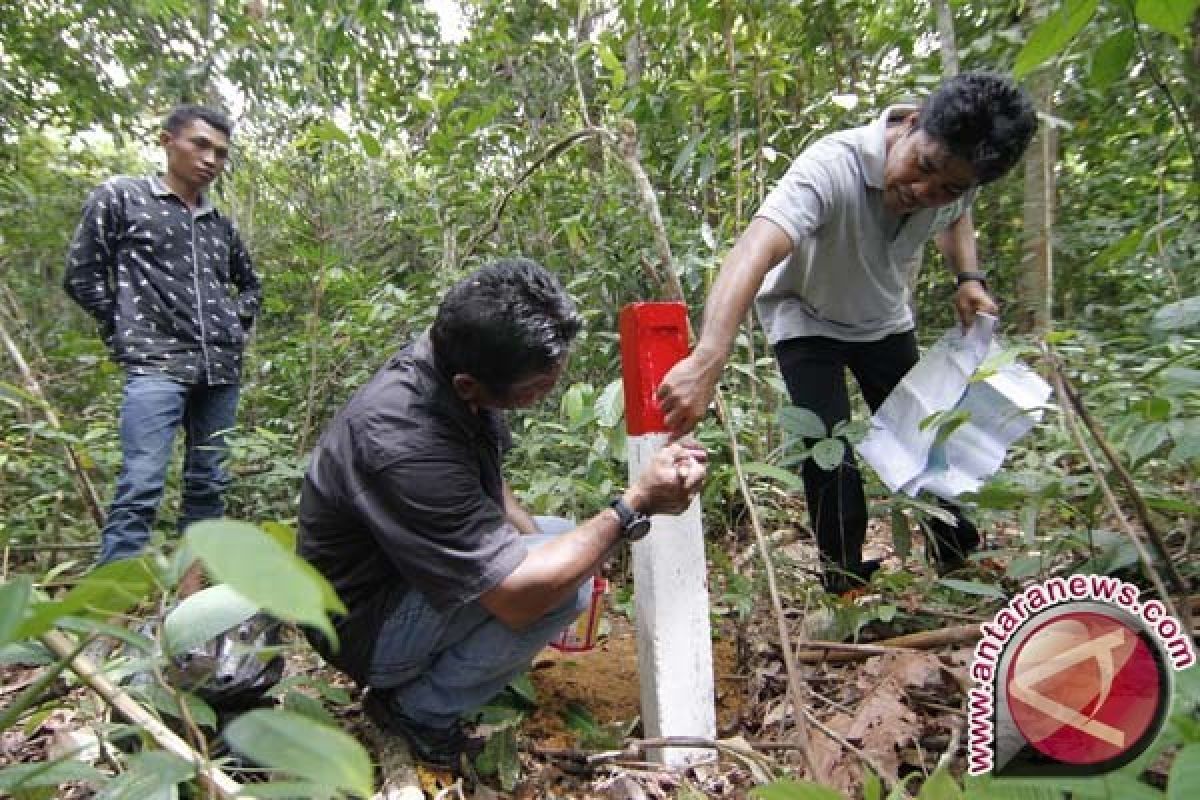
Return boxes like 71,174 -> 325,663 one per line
618,302 -> 690,435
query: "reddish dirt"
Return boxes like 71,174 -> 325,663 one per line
523,614 -> 744,748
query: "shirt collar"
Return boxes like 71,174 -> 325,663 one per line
150,175 -> 216,216
861,104 -> 918,190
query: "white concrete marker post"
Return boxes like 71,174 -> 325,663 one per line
618,302 -> 716,766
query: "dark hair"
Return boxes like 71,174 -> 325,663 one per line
431,258 -> 582,393
916,71 -> 1037,185
164,104 -> 234,138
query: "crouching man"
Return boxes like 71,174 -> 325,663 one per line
297,258 -> 706,767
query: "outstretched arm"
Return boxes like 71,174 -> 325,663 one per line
481,440 -> 707,629
656,217 -> 794,436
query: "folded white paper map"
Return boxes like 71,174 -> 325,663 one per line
856,314 -> 1052,501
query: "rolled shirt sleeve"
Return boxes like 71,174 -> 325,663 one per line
353,457 -> 529,612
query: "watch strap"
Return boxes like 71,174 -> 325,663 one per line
955,270 -> 988,289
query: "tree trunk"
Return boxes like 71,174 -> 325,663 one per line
932,0 -> 959,77
1017,47 -> 1056,334
909,0 -> 960,317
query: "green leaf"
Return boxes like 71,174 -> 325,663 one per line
237,782 -> 338,799
1163,368 -> 1200,390
1126,422 -> 1169,463
1131,397 -> 1172,422
185,520 -> 343,642
16,558 -> 159,640
741,461 -> 805,492
1089,30 -> 1136,89
357,131 -> 382,158
750,779 -> 846,799
1014,0 -> 1100,79
1136,0 -> 1200,39
1169,744 -> 1200,800
222,709 -> 374,798
1151,296 -> 1200,332
161,584 -> 259,657
1092,226 -> 1145,268
131,684 -> 218,730
95,751 -> 194,800
562,383 -> 587,425
282,689 -> 338,727
561,701 -> 601,738
811,438 -> 846,471
937,578 -> 1007,600
597,42 -> 626,91
475,725 -> 521,791
507,672 -> 538,706
967,481 -> 1028,510
260,521 -> 297,552
0,759 -> 106,791
595,379 -> 624,428
864,770 -> 883,800
919,767 -> 964,800
671,131 -> 705,180
779,406 -> 827,438
0,577 -> 32,646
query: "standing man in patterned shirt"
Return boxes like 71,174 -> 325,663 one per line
65,105 -> 261,593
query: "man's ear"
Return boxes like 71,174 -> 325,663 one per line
451,373 -> 484,405
159,129 -> 172,148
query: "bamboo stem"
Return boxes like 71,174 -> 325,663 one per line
40,631 -> 246,799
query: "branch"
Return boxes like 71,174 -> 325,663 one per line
1043,345 -> 1189,631
39,631 -> 246,799
0,284 -> 105,528
795,624 -> 983,663
460,127 -> 616,265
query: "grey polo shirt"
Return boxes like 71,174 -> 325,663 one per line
754,105 -> 975,343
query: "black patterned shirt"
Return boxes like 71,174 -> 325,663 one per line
64,175 -> 262,385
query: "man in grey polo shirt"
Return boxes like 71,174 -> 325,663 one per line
657,71 -> 1037,593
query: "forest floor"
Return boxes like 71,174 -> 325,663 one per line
0,516 -> 1052,799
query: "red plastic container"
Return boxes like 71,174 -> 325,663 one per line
549,576 -> 609,653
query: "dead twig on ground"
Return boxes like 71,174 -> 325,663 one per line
795,624 -> 984,663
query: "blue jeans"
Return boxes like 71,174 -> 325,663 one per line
98,374 -> 240,564
368,516 -> 592,729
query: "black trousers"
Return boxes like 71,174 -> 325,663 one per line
773,331 -> 977,572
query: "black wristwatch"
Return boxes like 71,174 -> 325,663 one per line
955,270 -> 988,290
609,496 -> 652,542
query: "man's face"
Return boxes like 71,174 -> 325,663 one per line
883,116 -> 977,214
161,119 -> 230,193
492,357 -> 569,410
470,357 -> 569,411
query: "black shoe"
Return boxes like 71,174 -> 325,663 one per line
931,515 -> 980,575
363,689 -> 482,769
821,559 -> 882,596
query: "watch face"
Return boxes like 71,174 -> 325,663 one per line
627,516 -> 652,541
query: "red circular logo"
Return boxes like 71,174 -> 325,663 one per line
1005,611 -> 1163,766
